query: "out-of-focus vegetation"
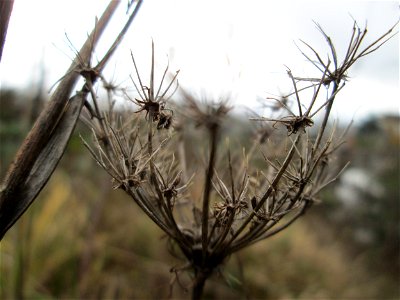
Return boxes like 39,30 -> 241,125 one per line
308,113 -> 400,298
0,89 -> 399,299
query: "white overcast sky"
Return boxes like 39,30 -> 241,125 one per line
0,0 -> 399,123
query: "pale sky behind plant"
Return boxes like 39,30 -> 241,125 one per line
1,0 -> 398,123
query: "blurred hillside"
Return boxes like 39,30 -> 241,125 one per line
0,88 -> 399,299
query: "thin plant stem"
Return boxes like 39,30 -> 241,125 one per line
201,125 -> 219,262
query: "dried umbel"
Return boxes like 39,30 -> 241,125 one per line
82,21 -> 397,300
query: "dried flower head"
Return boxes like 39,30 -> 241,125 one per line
128,42 -> 179,124
80,21 -> 398,299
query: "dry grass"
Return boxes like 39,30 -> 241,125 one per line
1,167 -> 393,299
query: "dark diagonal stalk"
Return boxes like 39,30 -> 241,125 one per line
0,0 -> 143,239
0,0 -> 117,196
0,0 -> 14,62
0,1 -> 119,239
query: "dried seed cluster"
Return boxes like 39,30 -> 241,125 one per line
81,21 -> 398,298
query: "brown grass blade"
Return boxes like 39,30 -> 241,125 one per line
0,1 -> 120,240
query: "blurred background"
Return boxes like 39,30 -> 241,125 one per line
1,1 -> 399,299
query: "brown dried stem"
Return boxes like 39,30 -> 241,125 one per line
0,0 -> 14,62
0,0 -> 143,239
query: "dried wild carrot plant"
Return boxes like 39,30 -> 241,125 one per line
82,21 -> 397,299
